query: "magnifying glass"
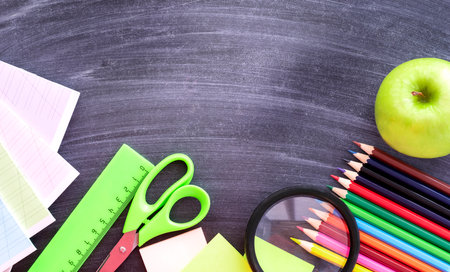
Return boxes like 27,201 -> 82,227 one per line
245,186 -> 360,272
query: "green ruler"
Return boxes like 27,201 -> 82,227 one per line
29,144 -> 154,272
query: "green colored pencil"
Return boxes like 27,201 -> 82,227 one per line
343,199 -> 450,262
330,186 -> 450,252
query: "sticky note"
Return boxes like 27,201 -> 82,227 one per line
254,236 -> 314,272
0,198 -> 36,271
0,140 -> 54,236
0,60 -> 80,151
182,234 -> 252,272
139,228 -> 207,272
0,100 -> 79,207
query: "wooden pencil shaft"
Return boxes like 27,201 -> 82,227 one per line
344,190 -> 450,252
344,200 -> 450,261
355,218 -> 450,271
346,180 -> 450,240
321,219 -> 442,272
317,222 -> 417,272
363,144 -> 449,195
358,165 -> 450,218
354,175 -> 450,228
366,158 -> 449,207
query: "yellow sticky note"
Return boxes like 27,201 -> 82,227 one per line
182,234 -> 252,272
255,236 -> 314,272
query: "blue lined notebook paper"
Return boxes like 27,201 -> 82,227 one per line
0,198 -> 36,271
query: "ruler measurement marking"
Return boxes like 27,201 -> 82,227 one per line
64,165 -> 149,271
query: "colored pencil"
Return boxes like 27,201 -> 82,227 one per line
353,141 -> 450,196
354,218 -> 450,271
309,208 -> 347,231
298,227 -> 396,272
290,238 -> 372,272
302,219 -> 417,272
304,217 -> 440,272
319,202 -> 336,215
343,199 -> 450,261
338,168 -> 450,228
331,175 -> 450,241
330,186 -> 450,252
346,160 -> 450,218
349,150 -> 450,206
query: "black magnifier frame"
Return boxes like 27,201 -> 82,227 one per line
245,185 -> 360,272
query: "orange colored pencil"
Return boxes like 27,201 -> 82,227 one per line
305,217 -> 441,272
309,208 -> 348,232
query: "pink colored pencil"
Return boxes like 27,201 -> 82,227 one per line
298,226 -> 396,272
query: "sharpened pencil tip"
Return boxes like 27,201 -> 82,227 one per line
352,141 -> 361,147
297,226 -> 304,232
330,174 -> 339,181
290,237 -> 301,245
342,158 -> 350,163
326,185 -> 333,190
348,150 -> 357,154
337,167 -> 346,173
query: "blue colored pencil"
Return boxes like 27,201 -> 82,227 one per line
339,168 -> 450,228
350,150 -> 450,206
355,218 -> 450,271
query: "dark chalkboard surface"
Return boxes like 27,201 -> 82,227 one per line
1,0 -> 448,271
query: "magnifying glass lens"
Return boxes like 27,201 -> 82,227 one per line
254,196 -> 351,272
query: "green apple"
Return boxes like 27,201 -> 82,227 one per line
375,58 -> 450,158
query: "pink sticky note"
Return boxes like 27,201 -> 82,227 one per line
139,228 -> 207,272
0,61 -> 79,151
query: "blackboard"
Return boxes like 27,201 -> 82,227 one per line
1,0 -> 448,271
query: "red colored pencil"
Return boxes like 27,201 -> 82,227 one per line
331,175 -> 450,241
305,217 -> 441,272
301,219 -> 417,272
353,141 -> 450,196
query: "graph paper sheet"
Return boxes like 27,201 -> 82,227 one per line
0,198 -> 36,271
0,100 -> 79,207
0,140 -> 54,237
0,60 -> 79,151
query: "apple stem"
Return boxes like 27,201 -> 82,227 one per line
411,91 -> 425,97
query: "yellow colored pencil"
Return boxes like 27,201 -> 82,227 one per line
291,238 -> 372,272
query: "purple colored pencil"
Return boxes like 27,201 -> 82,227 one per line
338,168 -> 450,228
349,150 -> 450,207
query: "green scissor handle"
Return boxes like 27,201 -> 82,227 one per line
137,184 -> 210,246
123,153 -> 194,233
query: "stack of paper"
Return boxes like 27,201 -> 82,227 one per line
0,61 -> 80,271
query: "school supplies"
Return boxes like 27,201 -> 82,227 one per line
331,186 -> 450,251
0,61 -> 80,151
139,228 -> 207,272
290,239 -> 371,272
352,141 -> 450,195
29,144 -> 154,272
332,175 -> 450,240
305,217 -> 441,272
302,218 -> 417,272
0,101 -> 79,207
97,153 -> 210,271
0,142 -> 54,236
298,227 -> 394,272
339,168 -> 449,227
355,218 -> 450,271
350,150 -> 449,206
0,198 -> 36,271
254,236 -> 314,272
345,160 -> 449,218
343,200 -> 450,261
182,234 -> 252,272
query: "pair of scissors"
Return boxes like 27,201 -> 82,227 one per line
97,153 -> 210,272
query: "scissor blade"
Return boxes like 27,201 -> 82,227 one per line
96,230 -> 139,272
